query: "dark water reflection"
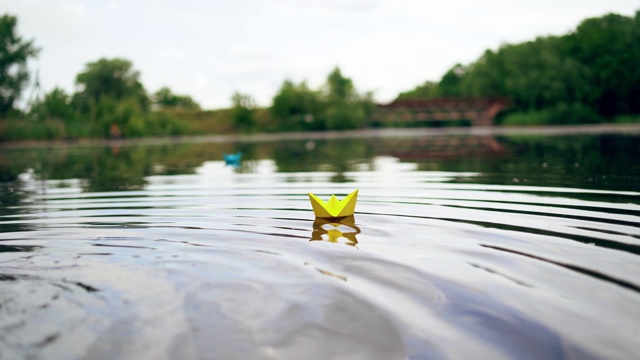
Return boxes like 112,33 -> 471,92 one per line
2,133 -> 639,191
311,216 -> 360,246
1,131 -> 639,359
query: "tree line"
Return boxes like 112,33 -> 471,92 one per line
1,13 -> 202,140
0,13 -> 374,140
399,10 -> 640,125
1,10 -> 639,141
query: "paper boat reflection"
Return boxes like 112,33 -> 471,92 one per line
310,215 -> 360,247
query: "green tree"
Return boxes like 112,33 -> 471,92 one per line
398,11 -> 640,124
270,79 -> 323,131
231,91 -> 256,131
460,36 -> 603,124
322,67 -> 368,130
463,37 -> 595,108
397,81 -> 438,100
438,64 -> 466,97
565,12 -> 640,116
73,58 -> 149,117
397,64 -> 467,99
0,14 -> 39,115
70,58 -> 151,137
30,87 -> 76,121
325,67 -> 357,103
153,86 -> 200,110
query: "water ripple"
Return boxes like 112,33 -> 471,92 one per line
1,158 -> 639,358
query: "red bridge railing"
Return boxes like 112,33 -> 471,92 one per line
372,97 -> 509,126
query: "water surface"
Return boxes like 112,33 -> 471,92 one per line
1,131 -> 639,359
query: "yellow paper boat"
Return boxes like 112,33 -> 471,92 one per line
308,190 -> 358,218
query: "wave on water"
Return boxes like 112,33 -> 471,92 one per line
1,135 -> 640,359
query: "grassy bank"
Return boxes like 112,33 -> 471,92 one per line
2,109 -> 640,143
499,110 -> 640,127
0,107 -> 281,142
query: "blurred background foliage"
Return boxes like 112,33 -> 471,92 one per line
399,12 -> 640,125
1,10 -> 639,141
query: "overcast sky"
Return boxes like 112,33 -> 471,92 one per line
3,0 -> 639,109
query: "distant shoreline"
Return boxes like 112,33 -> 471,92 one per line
2,123 -> 640,149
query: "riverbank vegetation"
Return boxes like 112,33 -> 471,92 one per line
1,10 -> 639,142
399,11 -> 640,126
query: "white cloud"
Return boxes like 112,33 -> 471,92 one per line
273,0 -> 380,13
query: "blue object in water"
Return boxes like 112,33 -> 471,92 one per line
223,152 -> 242,166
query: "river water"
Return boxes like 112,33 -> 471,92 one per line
1,128 -> 639,359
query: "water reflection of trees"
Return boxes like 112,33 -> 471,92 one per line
269,139 -> 374,174
0,182 -> 35,233
429,135 -> 640,192
37,146 -> 157,192
0,244 -> 41,253
0,133 -> 638,196
376,136 -> 505,160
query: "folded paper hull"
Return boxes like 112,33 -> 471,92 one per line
308,189 -> 358,218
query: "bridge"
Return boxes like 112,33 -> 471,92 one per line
371,97 -> 509,126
